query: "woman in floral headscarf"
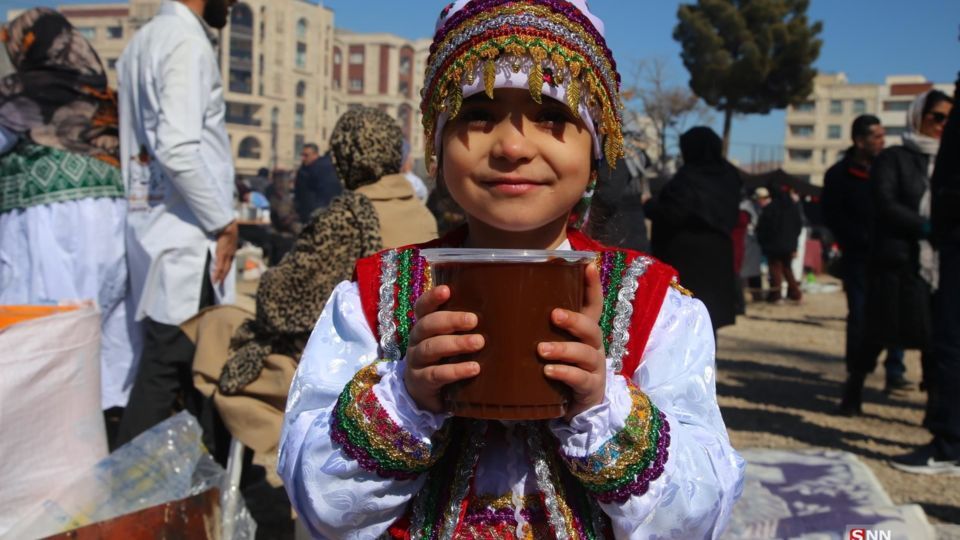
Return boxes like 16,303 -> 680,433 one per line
0,8 -> 137,414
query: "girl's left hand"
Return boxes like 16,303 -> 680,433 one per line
539,262 -> 606,422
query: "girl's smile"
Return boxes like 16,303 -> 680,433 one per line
441,88 -> 594,249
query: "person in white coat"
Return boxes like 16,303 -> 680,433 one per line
115,0 -> 238,445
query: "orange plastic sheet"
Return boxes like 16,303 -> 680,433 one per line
0,305 -> 80,331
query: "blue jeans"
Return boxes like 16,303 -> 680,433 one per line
842,257 -> 905,380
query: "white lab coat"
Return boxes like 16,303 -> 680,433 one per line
118,0 -> 236,326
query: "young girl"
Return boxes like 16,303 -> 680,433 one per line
278,1 -> 744,538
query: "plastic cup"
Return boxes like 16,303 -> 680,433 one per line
420,248 -> 596,420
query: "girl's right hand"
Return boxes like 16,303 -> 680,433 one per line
404,285 -> 484,413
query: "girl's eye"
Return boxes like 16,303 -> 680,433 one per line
458,107 -> 496,127
536,107 -> 572,127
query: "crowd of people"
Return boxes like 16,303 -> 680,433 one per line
0,0 -> 957,537
822,91 -> 959,473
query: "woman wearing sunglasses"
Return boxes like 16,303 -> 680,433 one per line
840,90 -> 952,419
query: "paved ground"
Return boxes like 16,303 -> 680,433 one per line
717,278 -> 960,526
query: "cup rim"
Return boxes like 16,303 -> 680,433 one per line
420,248 -> 596,264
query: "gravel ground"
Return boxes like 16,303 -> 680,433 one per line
716,278 -> 960,525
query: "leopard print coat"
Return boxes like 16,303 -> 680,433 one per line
219,191 -> 383,394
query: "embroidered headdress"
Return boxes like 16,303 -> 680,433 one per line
421,0 -> 624,169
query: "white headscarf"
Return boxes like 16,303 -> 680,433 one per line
902,90 -> 942,159
902,90 -> 941,290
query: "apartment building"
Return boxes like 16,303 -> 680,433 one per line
9,0 -> 429,175
783,72 -> 951,186
332,31 -> 432,161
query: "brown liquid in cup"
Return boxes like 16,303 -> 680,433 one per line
432,260 -> 586,420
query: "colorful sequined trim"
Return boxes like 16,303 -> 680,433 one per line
377,248 -> 431,361
407,419 -> 488,539
330,363 -> 450,479
595,252 -> 653,372
527,424 -> 603,539
559,384 -> 670,504
606,256 -> 653,373
461,494 -> 551,539
423,0 -> 624,168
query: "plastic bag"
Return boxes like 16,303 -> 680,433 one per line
3,411 -> 256,539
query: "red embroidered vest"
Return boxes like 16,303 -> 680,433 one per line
354,227 -> 677,380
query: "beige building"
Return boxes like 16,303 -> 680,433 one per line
9,0 -> 429,176
783,72 -> 951,186
332,31 -> 431,161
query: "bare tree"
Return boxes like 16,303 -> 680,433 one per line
622,57 -> 713,174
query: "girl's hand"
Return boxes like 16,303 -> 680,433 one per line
404,285 -> 484,413
539,263 -> 606,422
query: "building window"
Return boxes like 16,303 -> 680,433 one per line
790,125 -> 813,137
296,42 -> 307,69
296,18 -> 308,40
853,99 -> 867,114
399,80 -> 410,97
295,103 -> 305,129
271,107 -> 280,126
398,104 -> 412,141
350,78 -> 363,91
238,136 -> 262,159
788,149 -> 813,162
294,135 -> 305,157
334,49 -> 342,64
399,57 -> 411,75
830,100 -> 843,115
229,3 -> 254,94
296,80 -> 306,99
77,27 -> 96,40
886,126 -> 907,137
226,101 -> 261,126
349,51 -> 364,65
259,6 -> 266,42
827,125 -> 843,139
107,58 -> 118,69
884,100 -> 911,112
107,26 -> 123,39
793,101 -> 815,113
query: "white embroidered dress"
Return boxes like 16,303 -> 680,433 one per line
279,263 -> 744,539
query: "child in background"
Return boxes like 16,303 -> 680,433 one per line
278,1 -> 744,538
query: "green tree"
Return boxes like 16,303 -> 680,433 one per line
673,0 -> 823,156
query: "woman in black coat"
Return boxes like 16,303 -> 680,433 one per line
840,90 -> 953,415
645,127 -> 742,330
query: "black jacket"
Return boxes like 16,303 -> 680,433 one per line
870,145 -> 930,268
587,157 -> 649,253
757,194 -> 803,257
294,153 -> 343,223
932,77 -> 960,245
821,154 -> 873,260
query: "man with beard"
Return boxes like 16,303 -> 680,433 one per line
822,115 -> 909,415
115,0 -> 238,446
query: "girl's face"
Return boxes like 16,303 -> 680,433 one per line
920,99 -> 952,140
441,88 -> 593,248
